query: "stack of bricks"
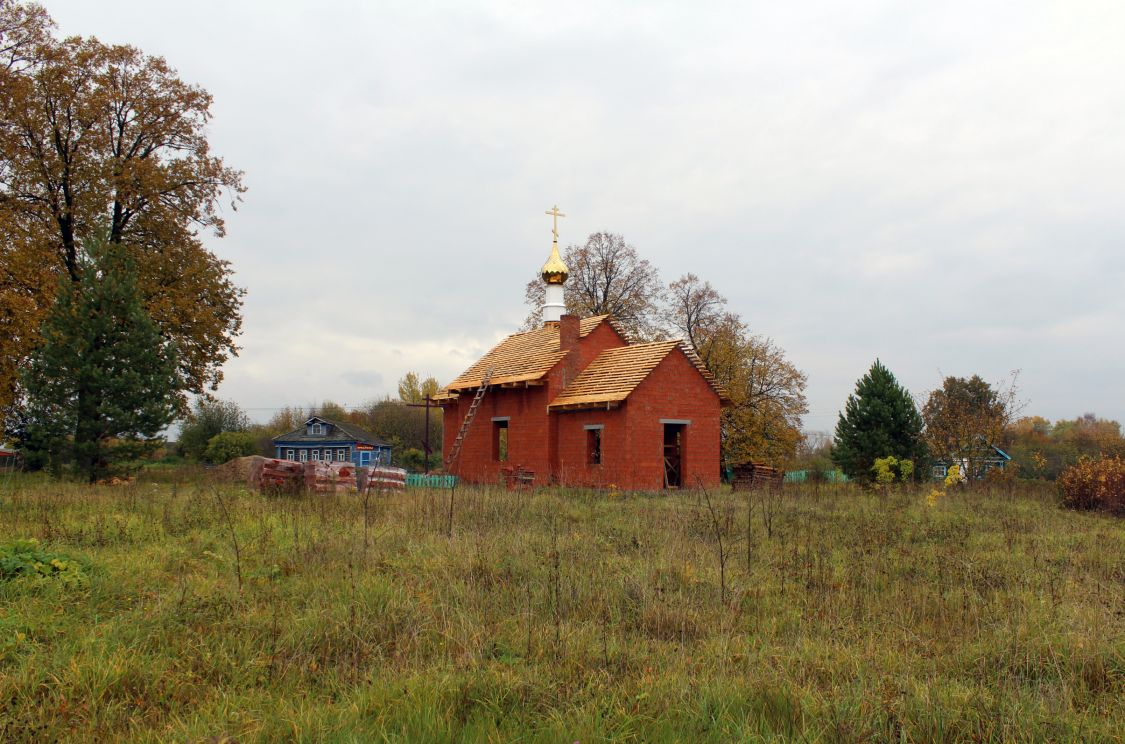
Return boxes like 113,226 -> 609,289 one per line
303,461 -> 358,493
366,466 -> 407,492
256,458 -> 304,491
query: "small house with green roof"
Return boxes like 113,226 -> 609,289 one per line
272,416 -> 391,467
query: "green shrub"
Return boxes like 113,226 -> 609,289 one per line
202,431 -> 258,464
396,447 -> 427,472
177,399 -> 251,461
0,538 -> 87,587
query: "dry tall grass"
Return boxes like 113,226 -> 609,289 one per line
0,470 -> 1122,741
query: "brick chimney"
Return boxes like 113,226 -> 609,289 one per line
559,314 -> 580,351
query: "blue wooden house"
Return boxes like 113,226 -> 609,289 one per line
931,442 -> 1012,480
272,416 -> 392,467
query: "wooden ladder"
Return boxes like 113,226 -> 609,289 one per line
445,367 -> 494,469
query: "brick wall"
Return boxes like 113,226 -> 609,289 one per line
444,385 -> 552,485
442,321 -> 720,491
622,348 -> 723,490
554,408 -> 628,487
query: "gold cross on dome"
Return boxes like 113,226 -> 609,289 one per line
545,204 -> 566,240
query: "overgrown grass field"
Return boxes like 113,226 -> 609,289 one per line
0,470 -> 1122,742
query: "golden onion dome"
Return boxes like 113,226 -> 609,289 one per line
541,240 -> 569,285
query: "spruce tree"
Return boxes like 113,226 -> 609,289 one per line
22,240 -> 179,482
832,360 -> 925,482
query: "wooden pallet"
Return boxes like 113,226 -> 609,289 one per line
730,461 -> 783,491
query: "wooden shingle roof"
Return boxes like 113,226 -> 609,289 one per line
438,315 -> 620,394
678,344 -> 729,402
548,340 -> 729,410
548,341 -> 677,410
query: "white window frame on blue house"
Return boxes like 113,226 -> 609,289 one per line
337,448 -> 347,461
312,449 -> 320,461
299,450 -> 308,462
286,448 -> 295,460
309,423 -> 323,435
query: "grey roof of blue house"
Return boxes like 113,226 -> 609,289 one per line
272,417 -> 389,446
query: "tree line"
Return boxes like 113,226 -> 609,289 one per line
176,373 -> 444,472
828,360 -> 1123,483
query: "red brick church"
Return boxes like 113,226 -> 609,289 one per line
434,209 -> 728,490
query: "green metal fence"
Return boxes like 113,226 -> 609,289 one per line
783,469 -> 849,483
405,473 -> 458,489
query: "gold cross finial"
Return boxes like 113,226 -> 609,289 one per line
545,204 -> 566,240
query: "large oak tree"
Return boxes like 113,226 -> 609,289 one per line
0,1 -> 245,418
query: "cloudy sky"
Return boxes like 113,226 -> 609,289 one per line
50,0 -> 1125,430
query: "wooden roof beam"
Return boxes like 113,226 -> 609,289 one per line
548,401 -> 621,412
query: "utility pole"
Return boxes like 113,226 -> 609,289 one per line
405,396 -> 435,473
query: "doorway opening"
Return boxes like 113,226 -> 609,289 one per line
663,423 -> 685,488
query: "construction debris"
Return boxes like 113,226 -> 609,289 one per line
500,465 -> 535,489
730,461 -> 784,491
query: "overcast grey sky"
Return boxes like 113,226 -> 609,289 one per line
49,0 -> 1125,429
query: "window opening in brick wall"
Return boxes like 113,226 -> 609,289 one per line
587,428 -> 602,465
493,420 -> 509,462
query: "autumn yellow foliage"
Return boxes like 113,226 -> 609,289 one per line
0,2 -> 245,416
1058,456 -> 1125,515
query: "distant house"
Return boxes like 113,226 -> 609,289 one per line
272,417 -> 391,467
0,443 -> 17,470
931,443 -> 1012,480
